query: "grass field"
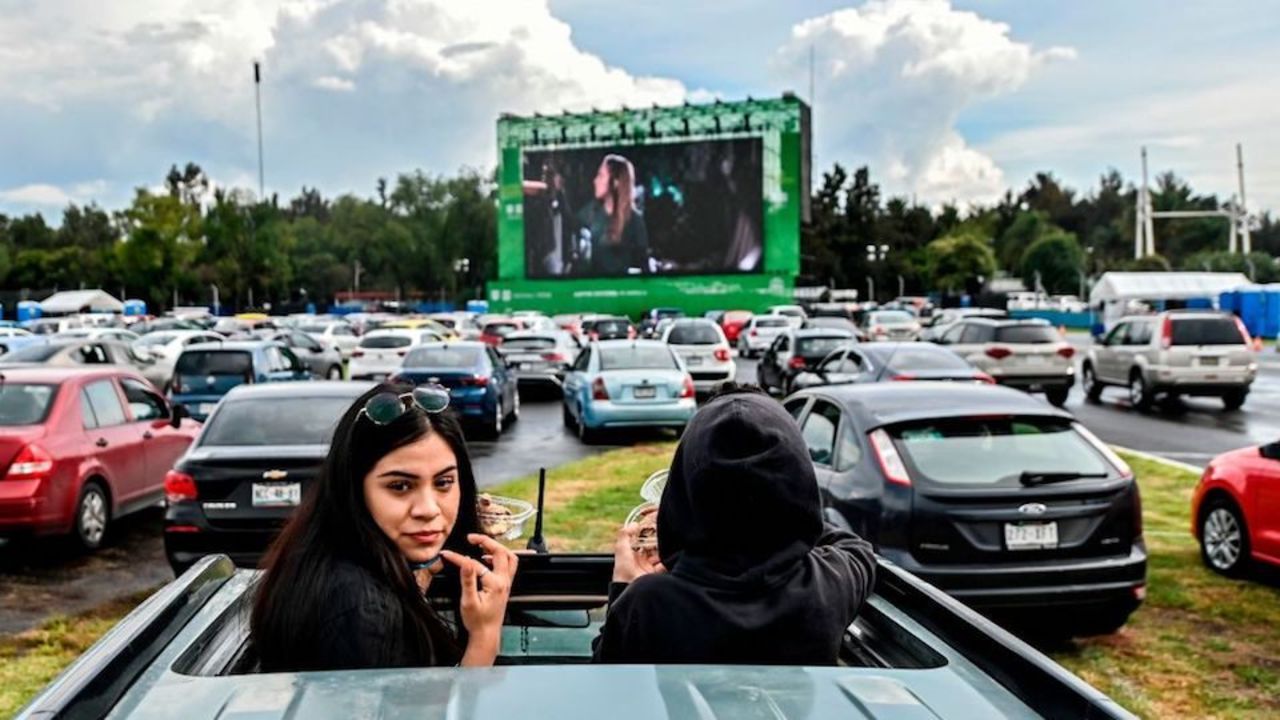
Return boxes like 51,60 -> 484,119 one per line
4,443 -> 1278,719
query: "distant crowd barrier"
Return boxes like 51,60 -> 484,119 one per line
1008,309 -> 1096,329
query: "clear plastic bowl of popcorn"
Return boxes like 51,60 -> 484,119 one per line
625,502 -> 659,551
640,469 -> 668,504
477,494 -> 535,541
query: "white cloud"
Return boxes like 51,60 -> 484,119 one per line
312,75 -> 355,92
0,184 -> 76,206
775,0 -> 1074,207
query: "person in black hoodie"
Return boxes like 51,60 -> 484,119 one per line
592,383 -> 877,665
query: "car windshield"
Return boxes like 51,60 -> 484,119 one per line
0,384 -> 57,425
995,325 -> 1059,344
798,336 -> 852,356
809,317 -> 856,331
891,417 -> 1110,487
200,397 -> 351,446
599,345 -> 677,370
176,351 -> 252,376
755,318 -> 789,328
484,323 -> 519,336
29,323 -> 61,335
595,320 -> 630,334
502,337 -> 556,351
871,311 -> 914,325
667,324 -> 720,345
1171,317 -> 1245,346
360,335 -> 412,349
1,344 -> 61,362
405,347 -> 480,368
883,347 -> 971,372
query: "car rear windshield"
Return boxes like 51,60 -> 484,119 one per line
994,325 -> 1059,344
200,397 -> 352,446
299,325 -> 331,334
891,417 -> 1110,488
871,311 -> 914,325
405,347 -> 480,368
359,335 -> 412,349
502,337 -> 556,351
668,324 -> 720,345
135,333 -> 178,347
176,351 -> 252,376
755,318 -> 790,328
595,320 -> 631,334
484,323 -> 519,336
884,348 -> 971,372
0,384 -> 57,425
1171,317 -> 1245,346
599,345 -> 676,370
1,344 -> 61,362
798,336 -> 852,356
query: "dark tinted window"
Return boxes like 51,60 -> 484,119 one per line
1170,317 -> 1245,346
959,324 -> 995,344
599,345 -> 677,370
359,335 -> 412,349
995,325 -> 1059,344
0,384 -> 57,425
801,401 -> 840,466
797,336 -> 853,357
84,379 -> 127,426
201,397 -> 353,446
121,378 -> 168,421
883,347 -> 971,372
483,323 -> 519,337
1,344 -> 61,362
502,337 -> 556,351
807,317 -> 857,333
755,317 -> 790,328
668,323 -> 721,345
594,320 -> 632,335
870,311 -> 914,325
406,347 -> 481,368
176,351 -> 253,376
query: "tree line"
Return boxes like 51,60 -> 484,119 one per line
0,161 -> 1276,313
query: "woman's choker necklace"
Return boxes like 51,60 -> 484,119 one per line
408,555 -> 442,572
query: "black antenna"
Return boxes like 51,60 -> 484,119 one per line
526,467 -> 548,554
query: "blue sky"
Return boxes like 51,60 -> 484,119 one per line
1,0 -> 1276,220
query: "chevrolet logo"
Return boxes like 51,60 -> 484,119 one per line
262,469 -> 289,480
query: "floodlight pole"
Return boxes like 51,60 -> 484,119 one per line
1237,143 -> 1251,254
254,61 -> 265,200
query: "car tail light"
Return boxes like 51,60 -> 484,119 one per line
396,349 -> 409,356
1056,345 -> 1075,359
985,346 -> 1012,360
1160,315 -> 1173,349
975,372 -> 996,384
592,377 -> 610,400
679,375 -> 695,398
542,352 -> 566,363
713,347 -> 731,362
461,375 -> 489,387
352,350 -> 365,358
5,444 -> 53,481
164,470 -> 198,502
165,524 -> 201,533
869,430 -> 911,486
891,373 -> 916,381
627,327 -> 636,339
788,356 -> 806,369
872,325 -> 884,335
749,329 -> 758,337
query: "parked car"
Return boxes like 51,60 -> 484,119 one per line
920,308 -> 1008,342
55,328 -> 142,345
552,313 -> 585,338
703,309 -> 726,324
25,317 -> 86,335
1192,440 -> 1280,577
561,340 -> 696,443
0,367 -> 199,550
756,328 -> 856,396
380,317 -> 459,340
936,318 -> 1075,407
735,314 -> 791,359
660,318 -> 735,393
163,381 -> 373,573
298,321 -> 361,360
268,331 -> 345,380
790,343 -> 992,391
804,315 -> 862,339
131,330 -> 228,388
583,316 -> 635,341
496,331 -> 578,388
0,339 -> 161,385
128,317 -> 206,334
391,342 -> 518,438
638,307 -> 684,338
785,381 -> 1145,636
718,309 -> 753,343
479,317 -> 526,346
169,341 -> 312,421
767,304 -> 808,330
860,309 -> 922,342
0,328 -> 44,356
1082,311 -> 1255,411
348,329 -> 442,381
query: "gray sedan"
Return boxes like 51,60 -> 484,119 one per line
790,342 -> 992,391
0,339 -> 163,386
268,331 -> 345,380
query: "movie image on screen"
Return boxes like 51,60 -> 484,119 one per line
522,138 -> 763,279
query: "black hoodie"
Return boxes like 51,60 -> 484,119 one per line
592,390 -> 877,665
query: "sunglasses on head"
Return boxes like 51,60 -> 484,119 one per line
359,385 -> 451,425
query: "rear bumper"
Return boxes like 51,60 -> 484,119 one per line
878,542 -> 1147,610
583,398 -> 696,429
0,479 -> 66,535
513,369 -> 562,386
163,503 -> 277,571
1150,368 -> 1253,395
994,372 -> 1075,392
688,365 -> 736,391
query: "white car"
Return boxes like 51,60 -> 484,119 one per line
348,329 -> 443,381
767,304 -> 808,330
299,321 -> 361,360
26,317 -> 86,335
55,328 -> 141,344
736,315 -> 791,358
132,330 -> 228,386
661,318 -> 736,393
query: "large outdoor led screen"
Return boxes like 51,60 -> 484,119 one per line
521,138 -> 763,279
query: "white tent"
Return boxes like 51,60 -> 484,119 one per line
1088,272 -> 1250,304
40,290 -> 124,315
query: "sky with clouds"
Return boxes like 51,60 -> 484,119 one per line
1,0 -> 1277,221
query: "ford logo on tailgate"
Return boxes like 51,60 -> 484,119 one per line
1018,502 -> 1048,516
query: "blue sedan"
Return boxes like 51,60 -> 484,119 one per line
392,342 -> 518,438
561,340 -> 696,443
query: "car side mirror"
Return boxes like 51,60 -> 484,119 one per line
1260,442 -> 1280,461
170,403 -> 189,429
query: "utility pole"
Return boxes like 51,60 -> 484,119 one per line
1237,143 -> 1251,254
210,285 -> 220,316
254,61 -> 265,200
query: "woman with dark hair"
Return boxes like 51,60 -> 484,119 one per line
578,153 -> 650,276
251,383 -> 518,671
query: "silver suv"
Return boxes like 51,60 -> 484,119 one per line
1082,311 -> 1256,411
935,318 -> 1075,406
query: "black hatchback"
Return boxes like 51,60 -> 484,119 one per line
784,381 -> 1146,637
163,381 -> 373,573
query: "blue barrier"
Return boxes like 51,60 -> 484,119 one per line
1008,309 -> 1095,329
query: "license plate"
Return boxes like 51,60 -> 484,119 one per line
252,482 -> 301,507
519,363 -> 533,370
1005,521 -> 1058,550
1198,357 -> 1220,367
371,373 -> 387,381
197,403 -> 217,416
1026,355 -> 1047,364
686,356 -> 702,366
634,386 -> 657,399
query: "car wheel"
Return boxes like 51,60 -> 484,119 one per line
1082,363 -> 1103,402
1222,388 -> 1248,411
1200,497 -> 1250,576
73,483 -> 110,551
510,389 -> 521,422
1045,386 -> 1070,407
326,365 -> 343,380
1128,370 -> 1153,411
576,405 -> 598,444
562,402 -> 577,430
489,399 -> 504,438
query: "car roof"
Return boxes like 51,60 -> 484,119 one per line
963,317 -> 1051,327
184,341 -> 272,351
221,380 -> 375,400
503,331 -> 568,341
414,341 -> 487,350
793,327 -> 854,338
595,339 -> 666,348
0,366 -> 143,383
797,381 -> 1069,429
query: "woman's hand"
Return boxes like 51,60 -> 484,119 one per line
612,519 -> 666,584
441,534 -> 519,667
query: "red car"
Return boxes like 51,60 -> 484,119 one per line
719,310 -> 754,343
480,318 -> 525,346
1193,442 -> 1280,576
0,368 -> 201,550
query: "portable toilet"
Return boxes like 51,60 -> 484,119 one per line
123,299 -> 148,317
1262,285 -> 1280,339
16,301 -> 41,323
1218,290 -> 1238,314
1184,297 -> 1214,310
1236,286 -> 1266,338
465,299 -> 489,314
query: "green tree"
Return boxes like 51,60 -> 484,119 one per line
926,230 -> 997,294
1021,230 -> 1085,294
